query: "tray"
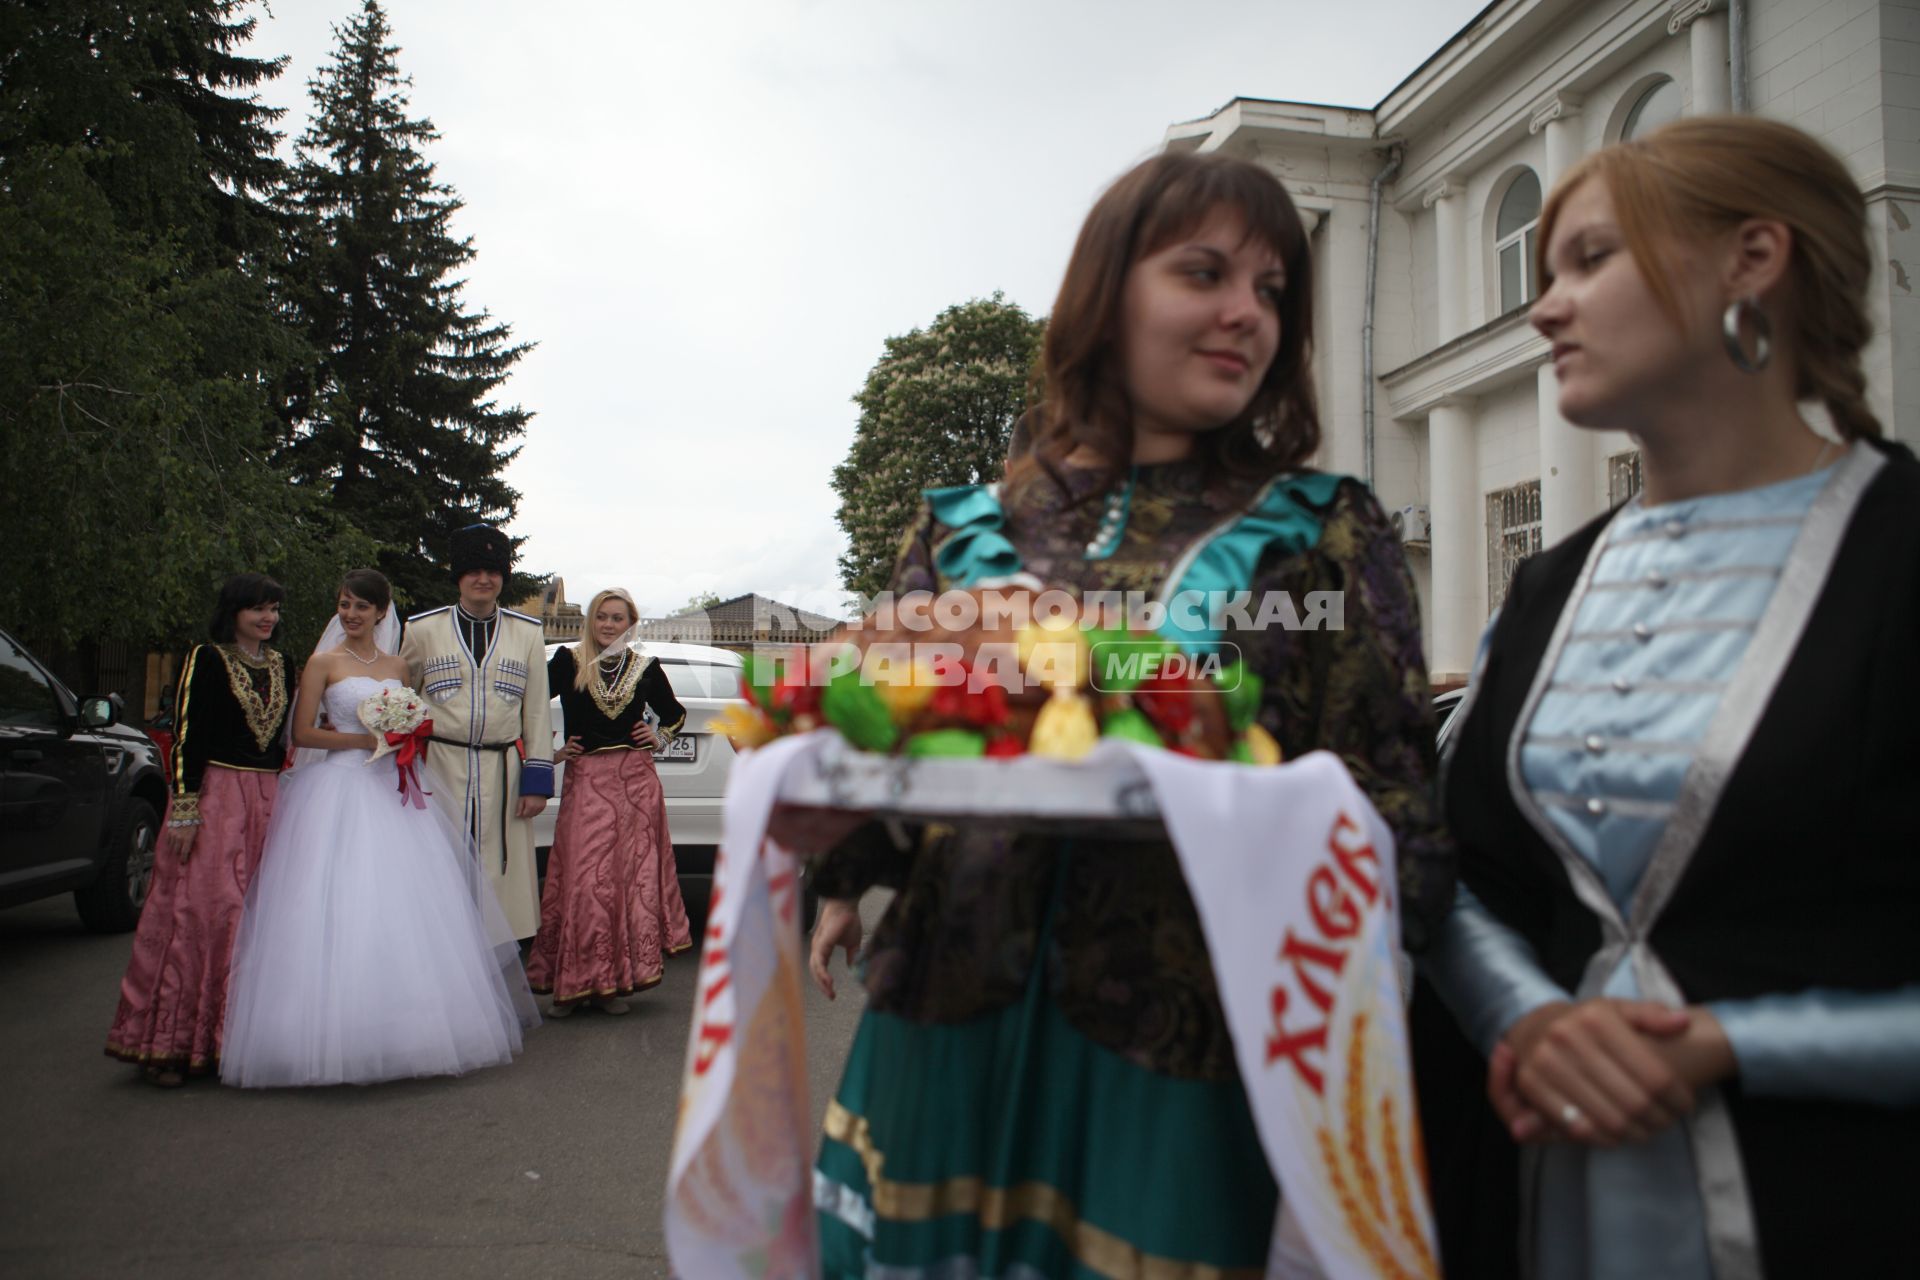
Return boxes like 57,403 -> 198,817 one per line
771,733 -> 1170,841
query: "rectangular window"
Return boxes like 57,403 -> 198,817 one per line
1608,449 -> 1644,507
1499,242 -> 1523,314
1486,479 -> 1543,615
661,659 -> 743,700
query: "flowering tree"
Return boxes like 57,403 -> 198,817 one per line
832,293 -> 1044,601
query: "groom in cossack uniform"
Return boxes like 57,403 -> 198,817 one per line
402,524 -> 554,940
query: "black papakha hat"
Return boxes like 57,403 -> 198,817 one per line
450,523 -> 513,580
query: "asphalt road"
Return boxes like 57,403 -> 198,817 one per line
0,888 -> 881,1278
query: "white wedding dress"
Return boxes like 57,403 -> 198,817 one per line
222,676 -> 539,1087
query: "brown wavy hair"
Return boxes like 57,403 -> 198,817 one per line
1012,150 -> 1321,502
1539,115 -> 1881,441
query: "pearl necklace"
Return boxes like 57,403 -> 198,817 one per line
341,643 -> 381,666
1085,468 -> 1137,560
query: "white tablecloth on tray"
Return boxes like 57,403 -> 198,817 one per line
665,733 -> 1439,1280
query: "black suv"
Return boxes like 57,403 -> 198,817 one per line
0,625 -> 168,931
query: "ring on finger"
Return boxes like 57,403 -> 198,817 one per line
1560,1102 -> 1584,1127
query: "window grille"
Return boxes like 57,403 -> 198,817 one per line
1608,450 -> 1644,507
1486,479 -> 1543,615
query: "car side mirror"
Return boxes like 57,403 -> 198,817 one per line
78,695 -> 117,729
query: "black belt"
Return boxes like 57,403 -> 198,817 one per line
427,736 -> 522,872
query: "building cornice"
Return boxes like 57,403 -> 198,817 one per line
1382,308 -> 1546,418
1390,0 -> 1670,209
1376,0 -> 1601,135
1859,177 -> 1920,202
1162,97 -> 1379,156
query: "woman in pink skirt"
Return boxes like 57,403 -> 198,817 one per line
105,573 -> 292,1086
530,588 -> 692,1015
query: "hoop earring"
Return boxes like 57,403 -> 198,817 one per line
1722,296 -> 1771,374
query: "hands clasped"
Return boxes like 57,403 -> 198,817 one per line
1491,998 -> 1737,1147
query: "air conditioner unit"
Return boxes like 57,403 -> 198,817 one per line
1391,504 -> 1431,546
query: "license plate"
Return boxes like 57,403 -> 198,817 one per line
653,735 -> 697,763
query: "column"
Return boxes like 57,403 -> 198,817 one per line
1425,181 -> 1465,344
1530,93 -> 1594,542
1531,93 -> 1583,190
1427,399 -> 1480,682
1671,2 -> 1731,114
1537,363 -> 1595,545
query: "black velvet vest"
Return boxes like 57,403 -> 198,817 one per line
1418,440 -> 1920,1278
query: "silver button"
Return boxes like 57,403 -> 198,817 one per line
1612,676 -> 1633,693
1663,519 -> 1687,539
1632,621 -> 1653,642
1584,734 -> 1606,753
1585,797 -> 1607,816
1646,572 -> 1669,589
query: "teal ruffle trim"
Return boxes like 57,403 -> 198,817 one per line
922,471 -> 1347,651
927,484 -> 1023,587
1161,470 -> 1344,653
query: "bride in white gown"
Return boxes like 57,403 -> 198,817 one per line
222,569 -> 538,1088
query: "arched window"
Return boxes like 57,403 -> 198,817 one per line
1496,170 -> 1542,314
1621,78 -> 1682,141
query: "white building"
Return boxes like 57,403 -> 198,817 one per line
1167,0 -> 1917,684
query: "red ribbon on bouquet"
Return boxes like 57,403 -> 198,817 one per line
389,719 -> 435,809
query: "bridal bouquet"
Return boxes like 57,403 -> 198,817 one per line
358,686 -> 434,808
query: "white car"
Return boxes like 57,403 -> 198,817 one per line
532,640 -> 746,906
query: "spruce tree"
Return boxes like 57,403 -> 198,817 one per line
0,1 -> 290,267
832,294 -> 1045,601
277,0 -> 535,613
0,1 -> 375,656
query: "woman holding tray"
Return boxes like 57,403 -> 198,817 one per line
806,151 -> 1450,1276
530,587 -> 692,1016
1417,117 -> 1920,1278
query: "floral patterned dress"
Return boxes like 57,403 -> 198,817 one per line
811,458 -> 1450,1277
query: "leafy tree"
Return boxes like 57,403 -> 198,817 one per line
678,591 -> 723,616
832,293 -> 1044,600
275,0 -> 534,614
0,1 -> 376,658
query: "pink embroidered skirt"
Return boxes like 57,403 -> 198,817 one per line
527,748 -> 691,1004
104,765 -> 278,1074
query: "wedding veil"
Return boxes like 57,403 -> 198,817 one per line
290,609 -> 404,770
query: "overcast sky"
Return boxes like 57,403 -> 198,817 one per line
242,0 -> 1488,620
